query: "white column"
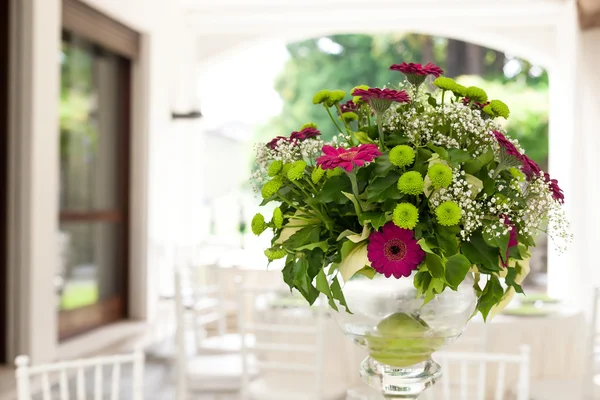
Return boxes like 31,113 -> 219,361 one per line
7,0 -> 61,362
546,1 -> 583,306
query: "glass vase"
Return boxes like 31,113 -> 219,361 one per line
330,271 -> 477,399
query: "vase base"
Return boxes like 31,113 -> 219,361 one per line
360,356 -> 441,399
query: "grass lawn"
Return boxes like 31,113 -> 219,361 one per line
60,281 -> 99,310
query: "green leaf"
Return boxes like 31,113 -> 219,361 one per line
430,277 -> 445,294
372,154 -> 394,178
414,270 -> 432,297
435,225 -> 459,255
295,241 -> 329,252
314,175 -> 352,203
477,276 -> 504,321
292,258 -> 310,294
282,258 -> 295,289
445,254 -> 471,289
338,241 -> 369,281
427,144 -> 449,160
355,266 -> 377,279
506,264 -> 525,294
316,269 -> 337,311
463,149 -> 494,174
461,231 -> 502,273
283,225 -> 320,250
331,276 -> 350,313
365,172 -> 402,202
353,131 -> 374,144
425,253 -> 444,278
465,174 -> 483,198
483,227 -> 510,262
359,212 -> 387,231
342,191 -> 363,217
427,95 -> 438,107
448,148 -> 472,165
387,132 -> 411,147
417,238 -> 436,254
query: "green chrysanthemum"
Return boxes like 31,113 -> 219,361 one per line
312,166 -> 326,183
301,122 -> 318,130
433,77 -> 457,91
272,207 -> 283,229
268,160 -> 283,177
427,164 -> 453,189
313,90 -> 331,105
389,145 -> 415,168
340,112 -> 358,122
490,100 -> 510,119
326,167 -> 344,178
465,86 -> 488,103
287,160 -> 307,181
397,171 -> 424,195
452,83 -> 467,97
251,213 -> 267,235
482,105 -> 494,117
328,90 -> 346,104
435,201 -> 463,226
264,247 -> 287,261
281,163 -> 292,178
393,203 -> 419,230
261,176 -> 283,199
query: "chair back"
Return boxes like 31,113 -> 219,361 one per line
235,278 -> 326,400
428,345 -> 530,400
15,351 -> 144,400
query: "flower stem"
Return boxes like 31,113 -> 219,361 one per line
376,113 -> 385,151
324,105 -> 343,133
347,171 -> 363,215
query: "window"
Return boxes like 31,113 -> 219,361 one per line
57,32 -> 131,340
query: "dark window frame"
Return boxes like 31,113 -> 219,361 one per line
59,0 -> 137,340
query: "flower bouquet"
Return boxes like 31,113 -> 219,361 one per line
251,61 -> 570,398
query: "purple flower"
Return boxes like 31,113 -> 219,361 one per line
266,136 -> 289,150
290,127 -> 321,141
520,155 -> 542,179
390,62 -> 444,77
544,173 -> 565,204
491,130 -> 521,158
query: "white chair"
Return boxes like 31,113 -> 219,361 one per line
174,265 -> 255,400
15,350 -> 144,400
424,345 -> 531,400
236,281 -> 347,400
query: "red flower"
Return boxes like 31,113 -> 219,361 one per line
290,127 -> 321,141
316,144 -> 381,172
351,88 -> 410,113
463,97 -> 490,110
367,222 -> 425,279
544,173 -> 565,204
340,99 -> 359,113
520,155 -> 542,179
390,62 -> 444,77
491,130 -> 521,158
352,88 -> 411,104
266,136 -> 289,150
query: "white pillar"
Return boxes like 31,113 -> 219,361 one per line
547,1 -> 583,306
7,0 -> 61,363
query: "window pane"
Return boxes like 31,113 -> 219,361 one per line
58,222 -> 124,311
59,36 -> 124,211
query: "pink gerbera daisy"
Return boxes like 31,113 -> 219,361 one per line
266,136 -> 289,150
316,144 -> 381,172
520,154 -> 542,179
502,216 -> 519,266
367,222 -> 425,279
351,88 -> 410,114
390,62 -> 444,85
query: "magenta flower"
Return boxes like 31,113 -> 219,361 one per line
367,222 -> 425,279
463,97 -> 490,110
492,130 -> 521,158
316,144 -> 381,172
544,173 -> 565,204
351,88 -> 410,114
390,62 -> 444,77
340,99 -> 359,113
290,127 -> 321,141
390,62 -> 444,86
266,136 -> 289,150
520,155 -> 542,179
